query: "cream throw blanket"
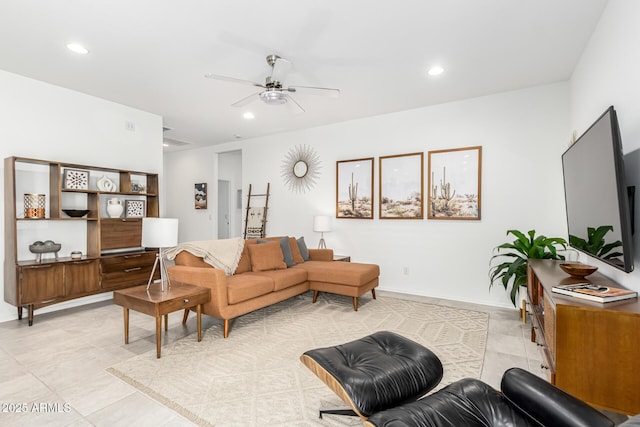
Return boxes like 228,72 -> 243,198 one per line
164,237 -> 245,276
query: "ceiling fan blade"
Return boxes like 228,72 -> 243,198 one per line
231,92 -> 260,107
285,94 -> 305,114
205,73 -> 264,88
286,85 -> 341,97
270,57 -> 292,83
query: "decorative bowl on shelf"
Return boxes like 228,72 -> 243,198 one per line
62,209 -> 90,218
559,262 -> 598,278
29,240 -> 61,262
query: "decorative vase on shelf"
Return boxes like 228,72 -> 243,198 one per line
107,198 -> 123,218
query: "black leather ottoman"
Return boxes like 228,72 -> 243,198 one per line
300,331 -> 444,420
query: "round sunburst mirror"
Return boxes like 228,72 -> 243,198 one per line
293,160 -> 308,178
281,145 -> 321,193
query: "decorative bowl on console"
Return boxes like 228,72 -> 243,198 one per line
559,262 -> 598,278
62,209 -> 90,218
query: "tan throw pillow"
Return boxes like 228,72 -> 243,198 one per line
289,237 -> 305,264
247,241 -> 286,271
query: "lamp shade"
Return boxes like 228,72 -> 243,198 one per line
313,215 -> 331,233
141,218 -> 179,248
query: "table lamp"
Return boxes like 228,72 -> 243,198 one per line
142,217 -> 179,291
313,215 -> 331,249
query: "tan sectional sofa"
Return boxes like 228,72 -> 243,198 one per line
167,236 -> 379,338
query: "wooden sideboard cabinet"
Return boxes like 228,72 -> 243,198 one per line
64,259 -> 101,295
19,263 -> 66,305
101,252 -> 158,290
4,156 -> 160,325
527,259 -> 640,415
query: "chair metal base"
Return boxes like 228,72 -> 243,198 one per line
319,408 -> 357,419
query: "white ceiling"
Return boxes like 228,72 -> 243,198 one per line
0,1 -> 608,150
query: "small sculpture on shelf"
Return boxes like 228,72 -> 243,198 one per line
29,240 -> 61,263
131,182 -> 146,193
97,175 -> 116,192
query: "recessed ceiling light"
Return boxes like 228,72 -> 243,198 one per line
243,112 -> 255,120
427,66 -> 444,76
66,43 -> 89,54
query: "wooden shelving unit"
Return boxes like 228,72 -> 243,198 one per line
4,156 -> 160,325
527,259 -> 640,415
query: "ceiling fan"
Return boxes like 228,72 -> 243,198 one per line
205,54 -> 340,113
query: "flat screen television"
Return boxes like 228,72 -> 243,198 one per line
562,106 -> 634,272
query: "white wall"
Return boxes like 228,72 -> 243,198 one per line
165,82 -> 570,308
0,70 -> 163,323
163,148 -> 242,242
570,0 -> 640,291
218,150 -> 243,238
163,147 -> 217,241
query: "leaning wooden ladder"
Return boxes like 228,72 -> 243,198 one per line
243,183 -> 270,239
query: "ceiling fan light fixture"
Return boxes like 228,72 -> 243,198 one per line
427,65 -> 444,76
66,43 -> 89,54
260,90 -> 288,105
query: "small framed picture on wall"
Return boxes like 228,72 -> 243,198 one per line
195,183 -> 207,209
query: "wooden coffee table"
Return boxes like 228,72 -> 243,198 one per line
113,282 -> 210,358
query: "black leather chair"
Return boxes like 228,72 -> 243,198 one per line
364,367 -> 616,427
301,331 -> 630,427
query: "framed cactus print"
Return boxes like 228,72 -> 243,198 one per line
379,152 -> 424,219
428,146 -> 482,220
336,158 -> 374,219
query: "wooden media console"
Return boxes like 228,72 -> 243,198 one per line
527,259 -> 640,415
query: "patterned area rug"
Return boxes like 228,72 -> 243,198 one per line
107,292 -> 488,426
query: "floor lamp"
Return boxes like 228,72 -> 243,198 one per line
313,215 -> 331,249
142,217 -> 179,291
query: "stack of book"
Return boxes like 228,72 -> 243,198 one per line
552,283 -> 638,303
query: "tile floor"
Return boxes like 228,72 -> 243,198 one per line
0,290 -> 627,426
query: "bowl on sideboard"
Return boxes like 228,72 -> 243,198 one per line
62,209 -> 90,218
559,262 -> 598,278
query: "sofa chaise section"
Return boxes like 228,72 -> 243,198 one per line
296,261 -> 379,311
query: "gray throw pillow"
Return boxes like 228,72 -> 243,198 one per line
279,237 -> 296,267
297,236 -> 310,261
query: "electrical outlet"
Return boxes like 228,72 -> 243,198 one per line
125,121 -> 136,131
403,267 -> 409,275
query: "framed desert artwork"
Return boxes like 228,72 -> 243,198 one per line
428,146 -> 482,220
336,157 -> 374,219
379,152 -> 424,219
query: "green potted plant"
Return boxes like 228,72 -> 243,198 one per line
489,229 -> 567,307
